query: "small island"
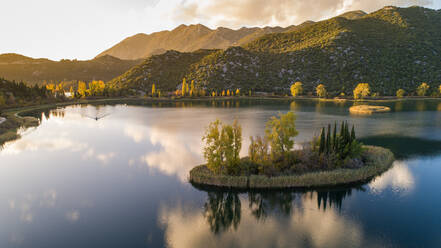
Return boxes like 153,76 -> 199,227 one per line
349,105 -> 391,114
190,112 -> 394,189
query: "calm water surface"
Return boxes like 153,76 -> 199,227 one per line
1,99 -> 441,248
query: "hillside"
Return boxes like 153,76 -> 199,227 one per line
110,49 -> 218,92
110,6 -> 441,96
0,54 -> 141,85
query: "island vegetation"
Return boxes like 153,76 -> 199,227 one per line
190,112 -> 394,188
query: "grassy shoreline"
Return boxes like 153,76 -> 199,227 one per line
189,146 -> 394,189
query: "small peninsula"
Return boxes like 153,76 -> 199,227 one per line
189,112 -> 394,189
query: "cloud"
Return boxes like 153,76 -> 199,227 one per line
171,0 -> 433,28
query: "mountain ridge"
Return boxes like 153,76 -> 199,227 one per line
109,6 -> 441,96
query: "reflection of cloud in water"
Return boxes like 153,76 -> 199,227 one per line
124,124 -> 149,143
1,136 -> 88,155
159,193 -> 363,248
369,161 -> 415,195
8,189 -> 58,223
142,126 -> 202,181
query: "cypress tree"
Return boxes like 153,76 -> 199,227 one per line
332,122 -> 337,152
351,125 -> 356,142
345,121 -> 350,145
319,128 -> 325,154
340,121 -> 345,139
326,124 -> 331,154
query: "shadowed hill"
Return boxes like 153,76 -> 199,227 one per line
0,54 -> 141,85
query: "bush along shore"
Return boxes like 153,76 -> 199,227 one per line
189,112 -> 395,189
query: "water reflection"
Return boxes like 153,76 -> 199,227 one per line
204,191 -> 241,234
194,186 -> 361,235
360,135 -> 441,159
1,100 -> 441,247
160,187 -> 366,248
369,161 -> 415,195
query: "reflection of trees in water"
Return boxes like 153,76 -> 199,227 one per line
204,191 -> 241,234
248,191 -> 295,220
316,188 -> 357,211
201,187 -> 359,235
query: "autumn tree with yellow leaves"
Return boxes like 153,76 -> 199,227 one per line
353,83 -> 370,100
290,82 -> 303,97
416,82 -> 430,96
316,84 -> 327,98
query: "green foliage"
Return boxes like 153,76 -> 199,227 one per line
248,136 -> 269,165
202,120 -> 242,174
265,112 -> 298,159
318,121 -> 363,161
0,78 -> 52,107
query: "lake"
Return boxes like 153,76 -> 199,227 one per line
1,99 -> 441,248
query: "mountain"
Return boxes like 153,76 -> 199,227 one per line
110,6 -> 441,96
0,54 -> 141,85
97,9 -> 370,60
96,24 -> 295,60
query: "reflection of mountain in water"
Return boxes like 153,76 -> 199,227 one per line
201,187 -> 361,235
360,135 -> 441,159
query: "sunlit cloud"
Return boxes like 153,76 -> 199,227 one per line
171,0 -> 434,28
369,161 -> 415,195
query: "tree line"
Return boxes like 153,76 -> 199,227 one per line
291,81 -> 441,99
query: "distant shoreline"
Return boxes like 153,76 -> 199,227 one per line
1,96 -> 440,146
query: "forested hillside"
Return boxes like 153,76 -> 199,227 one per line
110,6 -> 441,96
0,54 -> 141,86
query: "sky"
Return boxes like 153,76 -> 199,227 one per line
0,0 -> 439,61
